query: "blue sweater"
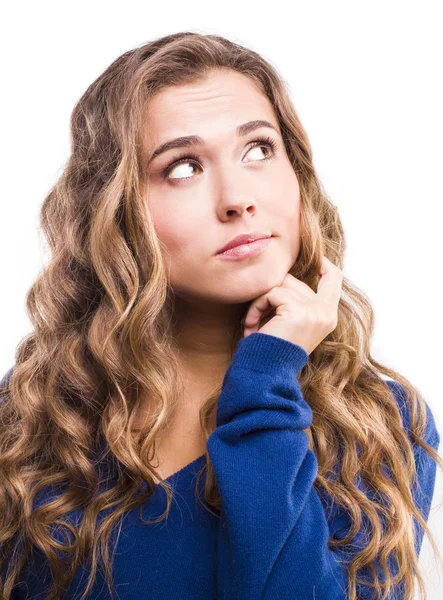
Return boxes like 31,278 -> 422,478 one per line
1,332 -> 440,599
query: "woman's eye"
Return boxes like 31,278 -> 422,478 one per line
162,137 -> 277,182
167,161 -> 202,180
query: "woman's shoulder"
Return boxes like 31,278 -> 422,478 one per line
385,378 -> 440,449
0,366 -> 14,390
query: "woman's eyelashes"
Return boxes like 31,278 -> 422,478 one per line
159,135 -> 279,183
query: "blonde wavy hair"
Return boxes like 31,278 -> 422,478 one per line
0,31 -> 442,600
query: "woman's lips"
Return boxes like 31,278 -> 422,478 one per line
216,237 -> 272,260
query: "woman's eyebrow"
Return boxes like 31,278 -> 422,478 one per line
147,119 -> 278,166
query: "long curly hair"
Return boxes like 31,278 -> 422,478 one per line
0,31 -> 442,600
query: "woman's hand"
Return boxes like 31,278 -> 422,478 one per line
242,256 -> 343,355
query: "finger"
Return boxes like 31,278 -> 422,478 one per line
316,256 -> 343,305
243,287 -> 292,329
280,272 -> 317,299
243,294 -> 273,329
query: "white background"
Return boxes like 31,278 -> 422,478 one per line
0,1 -> 442,597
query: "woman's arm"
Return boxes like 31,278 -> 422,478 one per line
207,333 -> 440,600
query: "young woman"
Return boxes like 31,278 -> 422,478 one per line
0,31 -> 441,600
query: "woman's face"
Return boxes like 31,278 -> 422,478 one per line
143,69 -> 301,305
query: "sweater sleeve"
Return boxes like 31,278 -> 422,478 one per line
206,332 -> 440,600
207,332 -> 349,600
